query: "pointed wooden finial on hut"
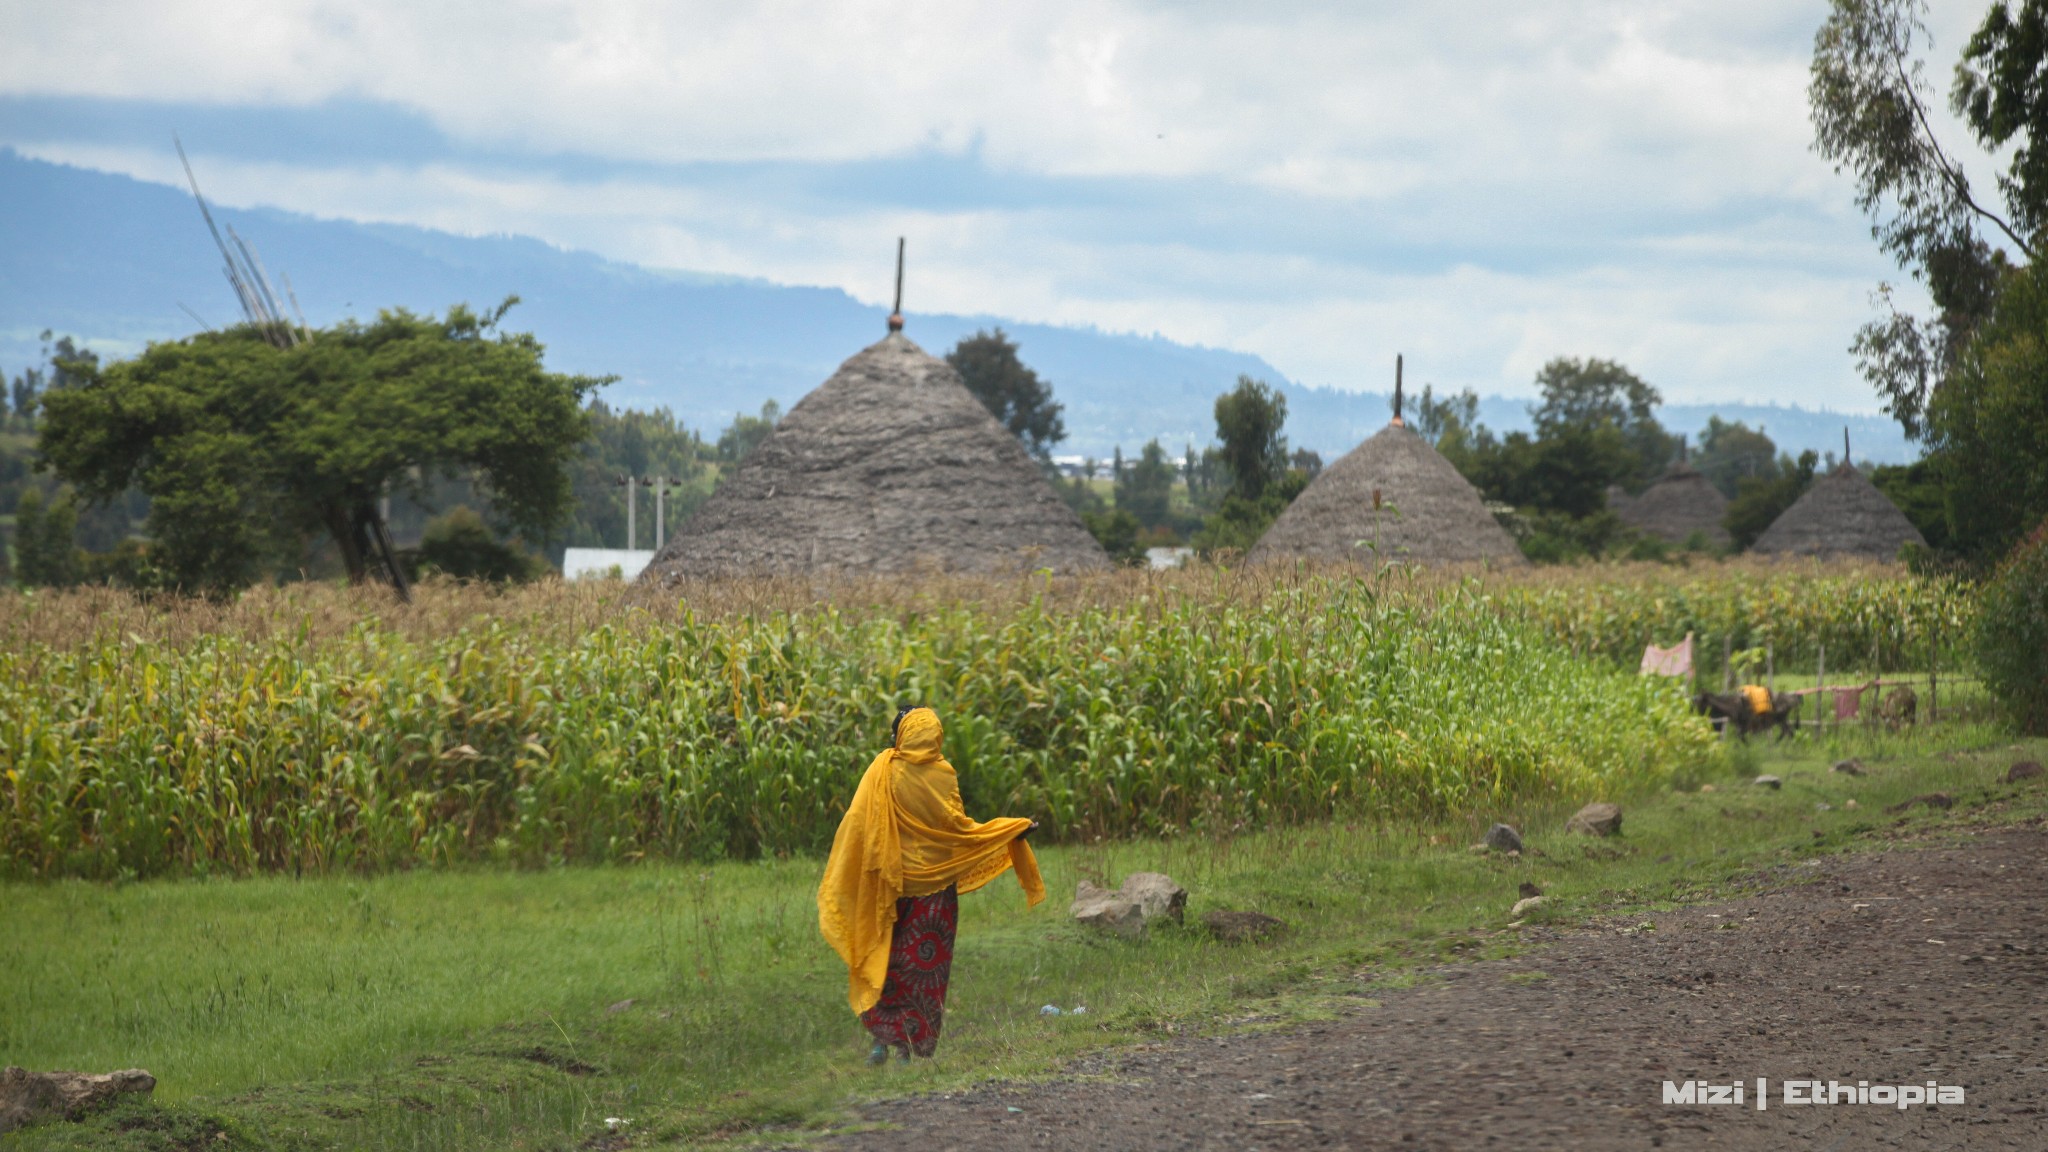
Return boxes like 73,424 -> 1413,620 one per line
1391,353 -> 1405,427
887,237 -> 906,333
1842,425 -> 1851,469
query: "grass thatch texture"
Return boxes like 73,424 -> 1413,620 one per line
0,576 -> 1711,879
1487,558 -> 1976,676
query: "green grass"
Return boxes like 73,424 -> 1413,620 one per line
6,722 -> 2044,1151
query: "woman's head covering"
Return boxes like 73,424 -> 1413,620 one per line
817,704 -> 1043,1014
891,703 -> 920,744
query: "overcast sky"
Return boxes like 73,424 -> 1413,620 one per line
0,1 -> 2005,409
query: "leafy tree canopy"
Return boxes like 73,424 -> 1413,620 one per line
1116,439 -> 1177,529
946,329 -> 1066,460
1693,416 -> 1781,499
1531,356 -> 1676,489
1927,259 -> 2048,558
1212,376 -> 1290,501
37,301 -> 606,595
715,400 -> 781,465
1811,0 -> 2042,434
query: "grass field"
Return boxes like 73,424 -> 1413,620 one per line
7,720 -> 2042,1151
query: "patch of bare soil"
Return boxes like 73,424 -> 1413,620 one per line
830,824 -> 2048,1150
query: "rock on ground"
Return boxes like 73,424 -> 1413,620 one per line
2009,760 -> 2044,784
1482,823 -> 1523,854
1071,873 -> 1188,937
1565,802 -> 1623,837
1509,895 -> 1546,919
1832,758 -> 1866,776
1118,873 -> 1188,925
1752,775 -> 1782,789
0,1068 -> 155,1133
1069,882 -> 1147,938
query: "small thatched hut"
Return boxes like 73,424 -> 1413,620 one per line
641,333 -> 1108,580
1248,421 -> 1524,566
1615,463 -> 1731,549
1751,464 -> 1925,559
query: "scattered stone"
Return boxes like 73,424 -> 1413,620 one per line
1510,895 -> 1547,919
1565,802 -> 1623,837
1202,909 -> 1286,944
1483,823 -> 1524,854
1070,872 -> 1188,937
1518,881 -> 1543,900
2007,761 -> 2044,784
1832,759 -> 1865,776
1039,1004 -> 1062,1016
1886,792 -> 1955,815
1844,799 -> 1859,810
605,998 -> 635,1015
1754,775 -> 1782,790
1118,872 -> 1189,925
1698,784 -> 1716,793
1815,802 -> 1833,812
1070,881 -> 1147,938
0,1067 -> 156,1133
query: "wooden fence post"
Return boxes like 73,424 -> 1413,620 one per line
1817,641 -> 1826,734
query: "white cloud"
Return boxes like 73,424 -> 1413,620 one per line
4,0 -> 2000,412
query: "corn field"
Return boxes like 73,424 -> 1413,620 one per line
1486,559 -> 1976,681
1,575 -> 1715,879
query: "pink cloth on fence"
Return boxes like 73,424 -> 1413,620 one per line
1640,633 -> 1694,678
1834,687 -> 1865,720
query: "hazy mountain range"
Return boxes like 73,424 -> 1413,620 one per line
0,150 -> 1915,463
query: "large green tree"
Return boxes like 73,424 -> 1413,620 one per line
1811,0 -> 2042,433
1212,376 -> 1290,501
1115,438 -> 1177,529
945,329 -> 1066,460
38,302 -> 605,595
1927,260 -> 2048,558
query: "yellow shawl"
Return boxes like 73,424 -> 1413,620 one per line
817,707 -> 1045,1014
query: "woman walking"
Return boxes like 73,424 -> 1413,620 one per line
818,705 -> 1044,1064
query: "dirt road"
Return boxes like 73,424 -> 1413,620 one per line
831,823 -> 2048,1150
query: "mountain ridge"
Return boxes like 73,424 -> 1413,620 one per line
0,150 -> 1914,463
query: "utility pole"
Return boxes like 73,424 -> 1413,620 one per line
616,475 -> 636,550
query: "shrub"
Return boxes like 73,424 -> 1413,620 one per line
1974,518 -> 2048,734
411,507 -> 544,583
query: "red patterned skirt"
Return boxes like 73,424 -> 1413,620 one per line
860,885 -> 958,1057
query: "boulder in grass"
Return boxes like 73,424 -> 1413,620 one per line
1832,759 -> 1866,776
1753,775 -> 1783,790
1070,881 -> 1147,938
1565,802 -> 1623,837
1509,895 -> 1546,919
1117,872 -> 1188,925
1483,823 -> 1524,854
2008,761 -> 2044,784
0,1067 -> 155,1133
1202,909 -> 1286,944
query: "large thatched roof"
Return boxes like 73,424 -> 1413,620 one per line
1751,464 -> 1925,559
1616,464 -> 1731,548
641,334 -> 1107,580
1248,422 -> 1524,566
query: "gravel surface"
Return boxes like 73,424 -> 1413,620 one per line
829,823 -> 2048,1150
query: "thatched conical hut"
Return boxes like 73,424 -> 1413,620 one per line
641,333 -> 1108,580
1750,464 -> 1925,559
1248,421 -> 1524,566
1616,463 -> 1731,549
